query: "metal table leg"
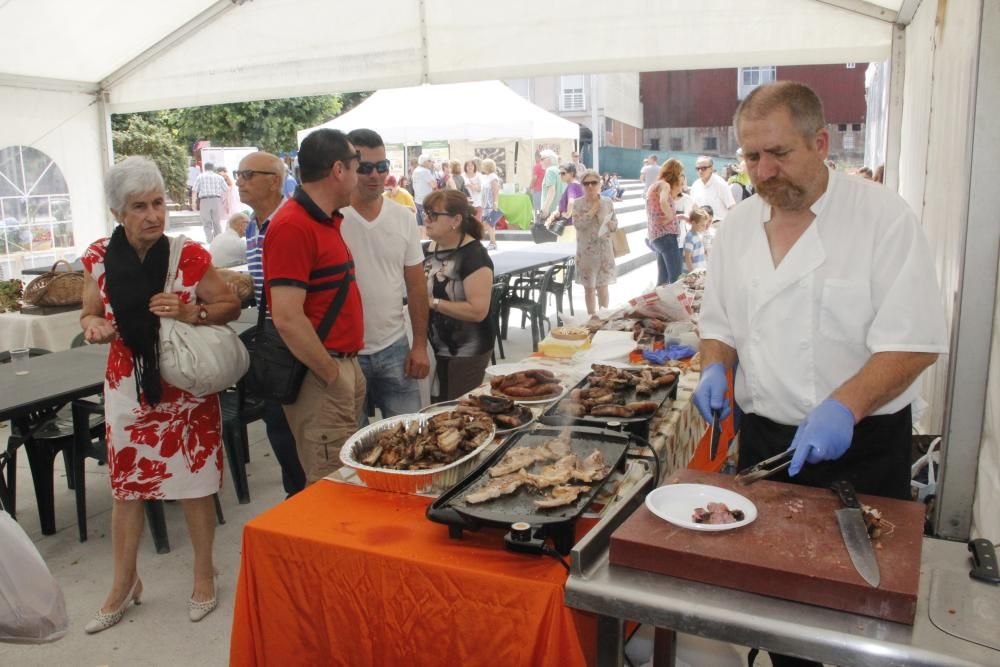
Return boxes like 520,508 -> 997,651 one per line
596,614 -> 625,667
653,627 -> 677,667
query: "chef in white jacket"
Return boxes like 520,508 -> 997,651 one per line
694,81 -> 948,502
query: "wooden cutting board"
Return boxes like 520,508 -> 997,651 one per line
609,470 -> 925,624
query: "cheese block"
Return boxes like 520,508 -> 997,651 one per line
538,333 -> 591,358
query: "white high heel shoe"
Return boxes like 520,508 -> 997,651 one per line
188,573 -> 219,622
85,577 -> 142,634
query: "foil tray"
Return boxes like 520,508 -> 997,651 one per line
340,413 -> 496,495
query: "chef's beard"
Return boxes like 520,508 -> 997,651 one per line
755,177 -> 809,211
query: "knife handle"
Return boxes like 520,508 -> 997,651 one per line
831,480 -> 861,509
968,539 -> 1000,584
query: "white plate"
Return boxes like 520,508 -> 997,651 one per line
644,484 -> 757,532
484,360 -> 566,377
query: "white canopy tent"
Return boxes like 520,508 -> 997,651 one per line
297,81 -> 580,146
0,0 -> 995,542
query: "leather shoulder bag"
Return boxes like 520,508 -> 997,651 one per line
158,235 -> 250,396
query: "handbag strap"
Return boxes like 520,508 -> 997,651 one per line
164,234 -> 186,292
256,260 -> 356,343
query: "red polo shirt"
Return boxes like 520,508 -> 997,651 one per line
263,188 -> 364,353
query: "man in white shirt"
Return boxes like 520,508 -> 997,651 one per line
208,212 -> 249,267
411,154 -> 438,227
342,129 -> 431,421
694,81 -> 947,506
193,163 -> 229,242
690,156 -> 736,221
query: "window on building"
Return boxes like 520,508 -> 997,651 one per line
605,117 -> 614,132
703,137 -> 718,152
669,137 -> 683,152
559,75 -> 586,112
852,123 -> 862,132
843,133 -> 855,151
737,66 -> 777,99
838,123 -> 848,132
846,63 -> 856,69
649,138 -> 660,151
0,145 -> 74,277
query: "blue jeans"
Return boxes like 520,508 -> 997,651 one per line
358,336 -> 423,426
651,234 -> 682,285
263,401 -> 306,496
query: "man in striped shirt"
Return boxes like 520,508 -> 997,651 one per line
193,162 -> 229,242
237,151 -> 305,495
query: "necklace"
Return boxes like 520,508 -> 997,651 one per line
432,231 -> 466,261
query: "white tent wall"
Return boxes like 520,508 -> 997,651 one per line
0,86 -> 110,266
896,0 -> 999,542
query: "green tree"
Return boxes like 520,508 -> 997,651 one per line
173,95 -> 344,154
111,115 -> 188,204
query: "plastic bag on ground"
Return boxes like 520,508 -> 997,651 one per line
0,510 -> 68,643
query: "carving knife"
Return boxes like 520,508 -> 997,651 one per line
831,480 -> 880,588
709,408 -> 721,460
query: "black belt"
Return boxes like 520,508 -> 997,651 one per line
329,351 -> 358,358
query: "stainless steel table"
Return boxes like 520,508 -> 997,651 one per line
565,536 -> 999,667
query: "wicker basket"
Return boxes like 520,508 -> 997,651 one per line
23,260 -> 84,307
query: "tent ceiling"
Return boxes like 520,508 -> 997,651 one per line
1,0 -> 898,113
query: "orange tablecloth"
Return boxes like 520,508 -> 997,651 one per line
230,481 -> 595,667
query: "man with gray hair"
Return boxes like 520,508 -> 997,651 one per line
691,155 -> 736,221
411,153 -> 437,226
193,162 -> 229,242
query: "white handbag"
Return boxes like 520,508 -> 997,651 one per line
158,235 -> 250,397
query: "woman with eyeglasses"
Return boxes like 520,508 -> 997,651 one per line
545,162 -> 583,242
647,159 -> 685,285
573,169 -> 618,315
422,189 -> 495,400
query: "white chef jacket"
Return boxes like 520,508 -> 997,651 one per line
699,168 -> 948,425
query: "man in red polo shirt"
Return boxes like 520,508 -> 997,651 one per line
264,128 -> 365,484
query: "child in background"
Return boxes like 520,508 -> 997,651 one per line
684,207 -> 710,272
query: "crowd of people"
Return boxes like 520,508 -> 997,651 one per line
75,80 -> 927,654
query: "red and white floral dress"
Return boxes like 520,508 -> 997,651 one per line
81,238 -> 223,501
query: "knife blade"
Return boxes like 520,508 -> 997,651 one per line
831,480 -> 880,588
709,409 -> 721,460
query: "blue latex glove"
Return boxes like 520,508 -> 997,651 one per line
666,344 -> 696,360
642,348 -> 670,365
692,363 -> 729,422
787,398 -> 856,476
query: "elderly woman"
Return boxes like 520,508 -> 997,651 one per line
647,158 -> 685,285
478,158 -> 502,251
572,169 -> 618,315
423,189 -> 495,399
79,157 -> 241,633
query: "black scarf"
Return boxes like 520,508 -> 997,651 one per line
104,225 -> 170,406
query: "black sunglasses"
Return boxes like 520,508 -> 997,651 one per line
233,170 -> 277,180
357,159 -> 391,175
696,166 -> 711,171
582,180 -> 600,186
426,210 -> 454,220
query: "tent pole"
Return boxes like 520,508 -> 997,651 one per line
96,89 -> 115,234
590,74 -> 600,174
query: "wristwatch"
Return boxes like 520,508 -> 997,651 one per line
197,304 -> 208,323
432,298 -> 440,311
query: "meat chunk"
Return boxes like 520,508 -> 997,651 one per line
692,502 -> 745,524
465,471 -> 531,504
534,484 -> 591,508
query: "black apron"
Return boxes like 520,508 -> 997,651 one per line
738,405 -> 912,500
